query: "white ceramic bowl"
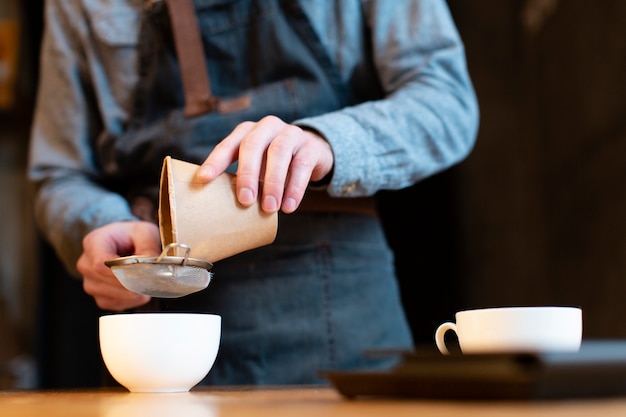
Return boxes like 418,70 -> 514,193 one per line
99,313 -> 221,393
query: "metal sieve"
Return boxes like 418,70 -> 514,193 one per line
105,243 -> 213,298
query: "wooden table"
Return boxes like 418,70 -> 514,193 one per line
2,386 -> 626,417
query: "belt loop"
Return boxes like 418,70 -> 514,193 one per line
164,0 -> 217,117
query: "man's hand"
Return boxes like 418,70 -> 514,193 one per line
195,115 -> 334,214
77,221 -> 161,311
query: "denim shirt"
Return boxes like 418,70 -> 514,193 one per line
28,0 -> 479,274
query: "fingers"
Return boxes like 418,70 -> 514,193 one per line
78,249 -> 151,311
82,270 -> 151,311
264,126 -> 318,213
252,121 -> 300,211
234,117 -> 284,207
260,122 -> 333,213
77,221 -> 159,312
127,222 -> 162,257
197,117 -> 282,206
196,121 -> 256,182
196,116 -> 335,214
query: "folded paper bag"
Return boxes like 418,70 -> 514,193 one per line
158,156 -> 278,262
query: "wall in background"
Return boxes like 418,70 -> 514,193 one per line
0,0 -> 43,389
352,0 -> 626,344
405,0 -> 626,339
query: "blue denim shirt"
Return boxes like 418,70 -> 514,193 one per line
28,0 -> 478,274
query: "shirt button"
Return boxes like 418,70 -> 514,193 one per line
342,183 -> 356,194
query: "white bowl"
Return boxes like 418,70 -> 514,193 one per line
99,313 -> 221,393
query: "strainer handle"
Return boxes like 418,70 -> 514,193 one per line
157,243 -> 191,265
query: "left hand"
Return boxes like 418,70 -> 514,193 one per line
77,221 -> 161,311
195,115 -> 334,214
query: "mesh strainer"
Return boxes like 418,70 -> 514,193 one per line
105,243 -> 213,298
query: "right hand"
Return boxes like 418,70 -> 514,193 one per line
195,115 -> 334,214
76,221 -> 161,311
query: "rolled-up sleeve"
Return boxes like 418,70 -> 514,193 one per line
27,0 -> 138,276
296,0 -> 479,197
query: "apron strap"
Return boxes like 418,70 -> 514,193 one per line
165,0 -> 250,117
165,0 -> 216,117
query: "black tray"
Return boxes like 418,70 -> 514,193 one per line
323,340 -> 626,400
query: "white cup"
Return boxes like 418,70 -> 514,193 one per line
99,313 -> 221,392
435,306 -> 582,354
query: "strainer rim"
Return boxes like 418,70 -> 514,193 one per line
104,255 -> 212,270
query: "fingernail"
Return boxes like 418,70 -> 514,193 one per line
263,195 -> 278,212
282,197 -> 296,213
238,187 -> 255,204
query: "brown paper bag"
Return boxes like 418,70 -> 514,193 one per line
158,156 -> 278,262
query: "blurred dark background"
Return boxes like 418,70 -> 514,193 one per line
0,0 -> 625,389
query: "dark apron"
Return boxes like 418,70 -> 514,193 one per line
97,0 -> 411,384
95,0 -> 355,210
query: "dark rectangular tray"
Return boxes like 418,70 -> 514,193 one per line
323,340 -> 626,400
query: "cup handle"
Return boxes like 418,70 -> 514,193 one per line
435,322 -> 457,355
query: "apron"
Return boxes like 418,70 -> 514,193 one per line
97,0 -> 412,384
96,0 -> 351,206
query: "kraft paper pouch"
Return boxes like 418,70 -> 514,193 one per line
159,156 -> 278,262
